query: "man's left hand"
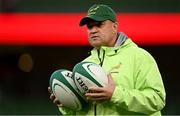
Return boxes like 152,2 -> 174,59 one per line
85,74 -> 116,102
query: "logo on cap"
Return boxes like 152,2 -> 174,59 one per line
88,6 -> 100,15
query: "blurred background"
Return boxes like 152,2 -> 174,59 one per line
0,0 -> 180,115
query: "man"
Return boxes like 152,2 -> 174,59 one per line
48,4 -> 166,115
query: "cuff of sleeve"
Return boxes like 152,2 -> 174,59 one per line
110,86 -> 124,104
58,106 -> 75,115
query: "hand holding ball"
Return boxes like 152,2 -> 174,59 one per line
49,62 -> 108,110
49,69 -> 87,110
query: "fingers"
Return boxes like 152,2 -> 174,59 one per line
50,93 -> 63,106
85,87 -> 109,102
48,87 -> 63,107
49,92 -> 55,100
48,87 -> 55,100
107,73 -> 113,82
85,82 -> 115,102
88,86 -> 104,93
85,92 -> 106,98
53,97 -> 62,106
85,91 -> 109,102
48,87 -> 52,94
107,74 -> 116,86
87,96 -> 107,102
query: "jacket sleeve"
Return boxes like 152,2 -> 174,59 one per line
58,107 -> 76,115
110,49 -> 166,114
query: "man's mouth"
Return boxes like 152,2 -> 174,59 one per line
91,36 -> 98,39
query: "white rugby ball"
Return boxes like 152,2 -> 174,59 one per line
72,62 -> 108,96
49,69 -> 87,110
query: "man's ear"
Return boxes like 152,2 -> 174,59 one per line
113,22 -> 118,30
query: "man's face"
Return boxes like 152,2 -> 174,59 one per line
86,20 -> 117,48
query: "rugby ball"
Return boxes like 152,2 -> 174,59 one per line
49,69 -> 87,110
72,62 -> 108,96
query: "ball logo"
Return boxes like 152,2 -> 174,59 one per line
64,71 -> 73,79
74,72 -> 89,94
76,76 -> 88,92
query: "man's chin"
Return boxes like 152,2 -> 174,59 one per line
91,43 -> 102,48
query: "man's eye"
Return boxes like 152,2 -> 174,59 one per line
87,25 -> 93,29
97,23 -> 102,27
87,22 -> 103,29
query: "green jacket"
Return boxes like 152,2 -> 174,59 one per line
59,38 -> 166,115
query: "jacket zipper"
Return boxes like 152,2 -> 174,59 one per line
94,49 -> 105,116
97,49 -> 105,66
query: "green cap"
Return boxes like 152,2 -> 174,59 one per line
79,4 -> 117,26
